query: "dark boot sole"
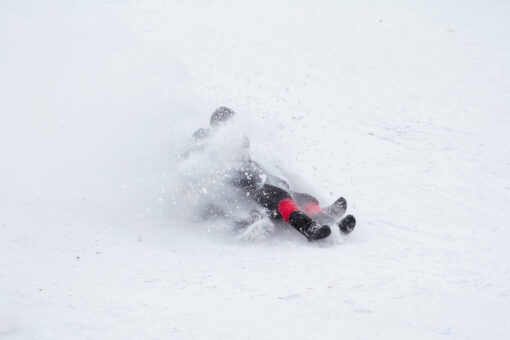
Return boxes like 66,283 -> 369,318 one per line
308,225 -> 331,241
338,215 -> 356,234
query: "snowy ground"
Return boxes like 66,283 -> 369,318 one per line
1,0 -> 510,339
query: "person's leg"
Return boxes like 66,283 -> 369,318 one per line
253,184 -> 330,240
253,184 -> 295,218
230,163 -> 308,222
233,170 -> 330,240
293,191 -> 355,234
292,192 -> 319,210
231,161 -> 330,240
292,191 -> 337,226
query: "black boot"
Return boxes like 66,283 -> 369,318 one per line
288,211 -> 331,241
324,197 -> 347,219
338,214 -> 356,234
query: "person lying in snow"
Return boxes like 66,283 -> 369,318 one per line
184,106 -> 356,241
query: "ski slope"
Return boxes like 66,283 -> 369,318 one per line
1,0 -> 510,339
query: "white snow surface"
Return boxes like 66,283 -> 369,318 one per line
1,0 -> 510,339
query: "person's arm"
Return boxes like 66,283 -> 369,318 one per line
179,128 -> 211,159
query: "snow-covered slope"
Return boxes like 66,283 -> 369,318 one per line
1,0 -> 509,339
